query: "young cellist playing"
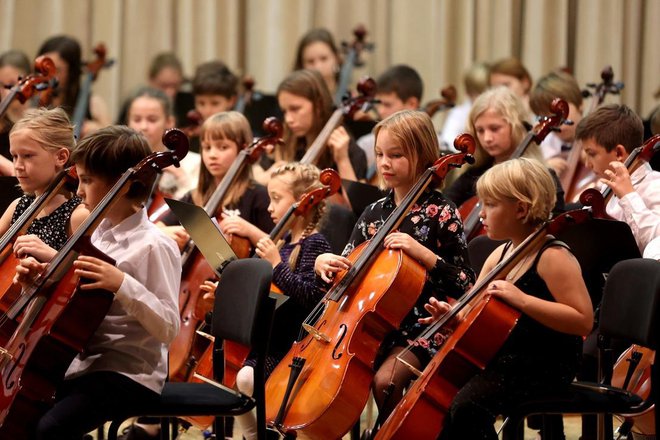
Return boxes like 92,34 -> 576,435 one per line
14,125 -> 181,439
421,158 -> 593,440
0,107 -> 87,260
158,111 -> 273,250
202,162 -> 332,440
314,109 -> 474,427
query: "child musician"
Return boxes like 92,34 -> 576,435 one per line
14,125 -> 181,439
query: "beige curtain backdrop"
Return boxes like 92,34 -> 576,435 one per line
0,0 -> 657,123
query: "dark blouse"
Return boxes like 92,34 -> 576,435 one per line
11,194 -> 82,251
246,232 -> 331,377
445,164 -> 566,215
259,130 -> 368,181
339,189 -> 475,357
160,182 -> 274,234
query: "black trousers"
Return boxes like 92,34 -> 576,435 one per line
36,371 -> 159,440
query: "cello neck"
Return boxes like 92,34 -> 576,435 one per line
72,73 -> 95,140
300,109 -> 344,165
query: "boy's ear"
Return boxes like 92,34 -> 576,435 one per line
614,144 -> 628,161
404,96 -> 420,110
229,95 -> 238,110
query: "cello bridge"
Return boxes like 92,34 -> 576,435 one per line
302,324 -> 330,343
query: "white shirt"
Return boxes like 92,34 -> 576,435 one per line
65,209 -> 181,393
643,236 -> 660,260
440,100 -> 472,151
606,163 -> 660,252
539,132 -> 565,159
159,151 -> 201,199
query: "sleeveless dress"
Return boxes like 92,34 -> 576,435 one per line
11,194 -> 82,251
439,239 -> 583,440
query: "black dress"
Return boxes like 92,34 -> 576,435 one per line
439,240 -> 582,440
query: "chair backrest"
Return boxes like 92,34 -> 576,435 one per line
212,258 -> 273,349
600,258 -> 660,349
467,235 -> 504,276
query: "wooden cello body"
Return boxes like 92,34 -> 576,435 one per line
168,118 -> 283,381
265,136 -> 475,439
0,168 -> 79,311
0,129 -> 188,438
374,194 -> 603,440
612,345 -> 655,436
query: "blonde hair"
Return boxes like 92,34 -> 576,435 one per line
270,162 -> 327,270
196,111 -> 254,207
476,157 -> 555,226
373,110 -> 440,189
467,86 -> 544,168
10,107 -> 75,161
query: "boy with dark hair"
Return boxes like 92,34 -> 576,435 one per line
576,103 -> 659,252
192,60 -> 240,122
15,125 -> 181,439
357,64 -> 424,172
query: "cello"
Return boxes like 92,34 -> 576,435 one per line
265,135 -> 475,439
561,66 -> 624,203
611,345 -> 655,438
0,56 -> 56,120
182,168 -> 341,430
423,85 -> 457,119
335,24 -> 374,106
0,168 -> 79,310
460,98 -> 569,241
374,190 -> 605,440
0,128 -> 188,439
71,43 -> 114,140
168,118 -> 283,380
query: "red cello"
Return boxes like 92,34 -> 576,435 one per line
460,98 -> 569,241
0,168 -> 79,310
168,118 -> 283,381
264,135 -> 475,439
183,169 -> 342,430
0,56 -> 56,119
0,129 -> 188,439
374,190 -> 605,440
71,43 -> 114,140
561,66 -> 624,203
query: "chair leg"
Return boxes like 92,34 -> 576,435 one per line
501,416 -> 524,440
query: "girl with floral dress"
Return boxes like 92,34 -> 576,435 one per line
314,109 -> 475,428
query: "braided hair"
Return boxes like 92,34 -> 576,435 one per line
270,162 -> 327,270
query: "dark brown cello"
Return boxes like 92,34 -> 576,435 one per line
561,66 -> 624,203
423,85 -> 457,118
265,135 -> 475,439
182,168 -> 342,430
374,190 -> 605,440
168,118 -> 283,381
0,128 -> 188,439
460,98 -> 569,241
71,43 -> 114,140
335,24 -> 374,106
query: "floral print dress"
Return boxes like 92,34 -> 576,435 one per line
340,188 -> 475,361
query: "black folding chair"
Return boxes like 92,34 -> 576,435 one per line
106,258 -> 276,440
